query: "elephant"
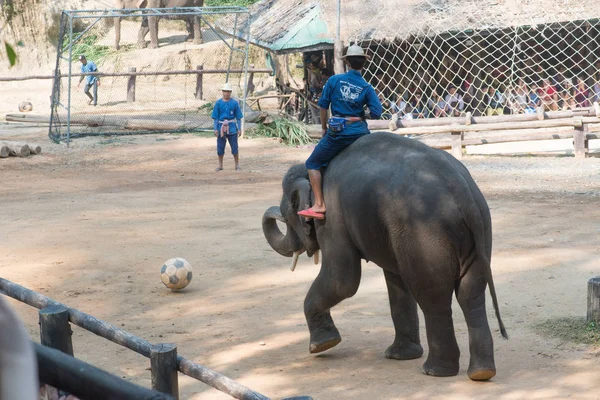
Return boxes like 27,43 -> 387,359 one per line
262,132 -> 508,381
114,0 -> 203,50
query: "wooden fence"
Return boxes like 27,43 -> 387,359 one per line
0,67 -> 272,102
364,104 -> 600,159
35,342 -> 173,400
0,278 -> 311,400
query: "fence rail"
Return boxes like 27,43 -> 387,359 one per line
0,69 -> 273,82
35,342 -> 174,400
385,105 -> 600,159
0,278 -> 284,400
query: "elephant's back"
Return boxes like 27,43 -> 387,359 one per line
325,131 -> 486,243
327,131 -> 468,195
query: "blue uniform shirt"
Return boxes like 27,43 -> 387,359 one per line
317,69 -> 382,136
211,98 -> 243,134
81,61 -> 98,85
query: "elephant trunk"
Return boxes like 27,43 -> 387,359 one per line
262,206 -> 303,257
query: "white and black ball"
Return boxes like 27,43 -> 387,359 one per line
160,258 -> 192,291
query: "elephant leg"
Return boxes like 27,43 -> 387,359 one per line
148,15 -> 159,48
304,244 -> 361,354
137,17 -> 149,48
185,18 -> 193,41
114,17 -> 121,50
456,261 -> 496,381
418,287 -> 460,377
193,15 -> 202,44
383,270 -> 423,360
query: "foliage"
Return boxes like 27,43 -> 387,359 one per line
251,117 -> 314,146
2,0 -> 16,23
205,0 -> 260,7
4,42 -> 16,66
199,102 -> 214,112
535,317 -> 600,346
64,34 -> 128,64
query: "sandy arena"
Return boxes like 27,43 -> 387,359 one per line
1,112 -> 600,399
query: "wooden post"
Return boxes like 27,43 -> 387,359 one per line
451,131 -> 463,160
151,343 -> 178,399
574,123 -> 589,158
35,343 -> 174,400
334,39 -> 344,75
195,65 -> 204,100
246,64 -> 255,96
127,67 -> 136,103
39,305 -> 74,356
465,111 -> 472,126
537,106 -> 545,121
587,276 -> 600,324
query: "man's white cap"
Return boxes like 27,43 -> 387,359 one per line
221,82 -> 233,91
341,45 -> 370,59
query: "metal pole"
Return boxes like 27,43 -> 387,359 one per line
241,11 -> 250,137
67,13 -> 73,146
336,0 -> 341,43
334,0 -> 344,75
226,13 -> 239,83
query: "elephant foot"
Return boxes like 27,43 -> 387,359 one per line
467,359 -> 496,381
149,43 -> 159,49
421,357 -> 459,377
385,341 -> 423,360
193,39 -> 203,45
309,326 -> 341,354
136,41 -> 147,49
468,368 -> 496,381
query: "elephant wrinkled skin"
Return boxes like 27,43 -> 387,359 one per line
262,132 -> 508,381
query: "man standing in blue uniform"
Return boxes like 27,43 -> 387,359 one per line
298,45 -> 382,220
212,82 -> 244,171
77,55 -> 99,106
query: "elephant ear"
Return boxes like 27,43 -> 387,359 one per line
291,178 -> 311,214
292,178 -> 314,236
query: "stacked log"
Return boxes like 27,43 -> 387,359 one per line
0,141 -> 42,158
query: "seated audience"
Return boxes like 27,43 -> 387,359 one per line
541,78 -> 559,111
574,77 -> 590,108
484,85 -> 504,116
560,78 -> 576,111
444,85 -> 464,116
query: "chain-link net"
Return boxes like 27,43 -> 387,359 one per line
49,7 -> 250,143
338,0 -> 600,120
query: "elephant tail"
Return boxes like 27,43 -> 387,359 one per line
483,256 -> 509,340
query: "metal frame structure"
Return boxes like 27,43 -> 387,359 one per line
49,7 -> 251,145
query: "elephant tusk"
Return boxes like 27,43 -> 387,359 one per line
290,251 -> 300,272
313,250 -> 320,265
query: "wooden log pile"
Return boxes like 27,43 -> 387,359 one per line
0,141 -> 42,158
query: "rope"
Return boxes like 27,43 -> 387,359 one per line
343,0 -> 600,119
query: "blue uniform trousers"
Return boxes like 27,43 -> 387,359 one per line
305,131 -> 368,170
217,134 -> 239,156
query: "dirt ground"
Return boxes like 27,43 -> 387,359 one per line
1,116 -> 600,399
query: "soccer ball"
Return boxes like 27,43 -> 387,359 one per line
160,258 -> 193,291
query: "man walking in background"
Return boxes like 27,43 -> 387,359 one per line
77,55 -> 99,106
212,82 -> 244,171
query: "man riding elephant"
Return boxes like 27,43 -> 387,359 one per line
297,45 -> 382,220
262,132 -> 508,381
